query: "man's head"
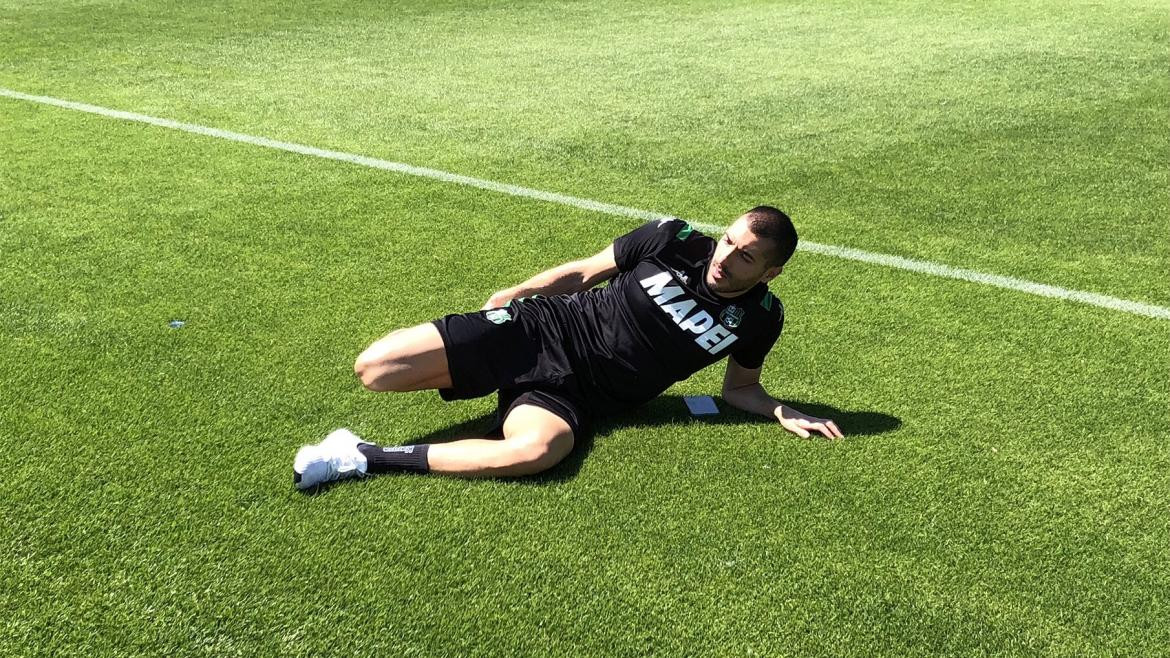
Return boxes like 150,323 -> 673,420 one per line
705,206 -> 798,296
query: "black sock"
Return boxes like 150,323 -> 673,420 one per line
357,443 -> 430,474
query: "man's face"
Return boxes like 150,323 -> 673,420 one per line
705,216 -> 783,296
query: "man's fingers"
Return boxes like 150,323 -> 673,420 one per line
784,420 -> 811,439
787,417 -> 843,440
800,419 -> 834,440
826,420 -> 844,439
796,420 -> 825,440
805,418 -> 843,440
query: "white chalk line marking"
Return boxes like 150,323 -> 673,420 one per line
3,86 -> 1167,321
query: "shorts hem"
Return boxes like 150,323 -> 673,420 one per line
492,387 -> 590,440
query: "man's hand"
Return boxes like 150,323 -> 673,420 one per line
722,361 -> 845,441
775,405 -> 844,440
482,288 -> 518,310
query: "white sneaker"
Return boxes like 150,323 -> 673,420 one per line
293,428 -> 371,490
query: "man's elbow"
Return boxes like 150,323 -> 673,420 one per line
720,383 -> 747,402
720,389 -> 751,414
577,265 -> 613,291
721,382 -> 760,402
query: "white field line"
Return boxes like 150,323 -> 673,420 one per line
3,86 -> 1168,321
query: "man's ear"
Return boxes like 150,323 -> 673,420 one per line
761,265 -> 783,283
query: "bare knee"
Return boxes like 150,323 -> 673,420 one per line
353,324 -> 450,392
494,432 -> 573,475
353,329 -> 408,391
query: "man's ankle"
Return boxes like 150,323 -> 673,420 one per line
356,443 -> 430,474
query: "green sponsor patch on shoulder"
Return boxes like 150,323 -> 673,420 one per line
675,223 -> 693,240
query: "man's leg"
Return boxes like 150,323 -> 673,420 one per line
295,314 -> 579,488
353,323 -> 452,392
420,404 -> 575,477
295,404 -> 574,488
351,319 -> 578,477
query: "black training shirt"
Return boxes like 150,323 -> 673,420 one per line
512,219 -> 784,413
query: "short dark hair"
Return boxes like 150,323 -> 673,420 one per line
743,205 -> 798,267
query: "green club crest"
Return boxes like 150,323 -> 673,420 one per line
720,305 -> 744,328
485,308 -> 513,324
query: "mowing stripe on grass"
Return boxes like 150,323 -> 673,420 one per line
4,86 -> 1168,321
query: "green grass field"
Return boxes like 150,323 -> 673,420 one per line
2,0 -> 1168,655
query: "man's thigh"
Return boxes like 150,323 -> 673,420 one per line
501,403 -> 575,472
430,311 -> 547,402
354,322 -> 452,392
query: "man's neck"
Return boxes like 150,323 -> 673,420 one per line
703,270 -> 758,300
712,284 -> 756,300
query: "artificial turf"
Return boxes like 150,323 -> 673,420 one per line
2,1 -> 1168,655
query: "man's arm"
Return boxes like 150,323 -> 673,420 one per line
483,244 -> 619,310
721,358 -> 844,439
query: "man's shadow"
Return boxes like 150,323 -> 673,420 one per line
407,394 -> 901,485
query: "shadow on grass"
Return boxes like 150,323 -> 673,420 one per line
402,394 -> 901,485
300,395 -> 899,493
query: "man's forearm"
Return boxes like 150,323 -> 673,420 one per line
507,262 -> 593,298
722,383 -> 784,420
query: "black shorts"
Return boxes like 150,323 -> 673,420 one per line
431,309 -> 590,439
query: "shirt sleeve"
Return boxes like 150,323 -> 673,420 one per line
730,311 -> 784,369
612,218 -> 684,271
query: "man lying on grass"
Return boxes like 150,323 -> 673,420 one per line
293,206 -> 843,489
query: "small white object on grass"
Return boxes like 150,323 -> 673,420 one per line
168,320 -> 185,329
684,395 -> 719,416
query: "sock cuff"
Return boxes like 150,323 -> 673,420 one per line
358,443 -> 430,474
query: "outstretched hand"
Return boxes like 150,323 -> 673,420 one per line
775,405 -> 844,440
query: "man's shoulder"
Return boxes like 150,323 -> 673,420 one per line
649,220 -> 715,263
644,217 -> 709,240
747,286 -> 785,328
